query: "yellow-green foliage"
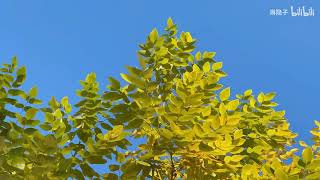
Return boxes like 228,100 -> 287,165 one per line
0,19 -> 320,179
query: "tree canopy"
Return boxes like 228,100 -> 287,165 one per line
1,18 -> 320,180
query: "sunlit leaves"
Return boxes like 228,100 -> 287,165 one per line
1,18 -> 320,180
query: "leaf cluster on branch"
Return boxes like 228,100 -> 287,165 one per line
1,18 -> 320,180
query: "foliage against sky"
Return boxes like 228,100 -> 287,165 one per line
1,18 -> 320,179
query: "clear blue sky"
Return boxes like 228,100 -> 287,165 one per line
1,0 -> 319,155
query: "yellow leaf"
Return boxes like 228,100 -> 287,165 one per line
202,106 -> 211,117
275,169 -> 288,180
220,87 -> 230,101
53,109 -> 62,119
299,141 -> 308,147
227,99 -> 239,111
159,129 -> 174,139
149,28 -> 158,43
244,89 -> 252,97
212,62 -> 223,71
218,103 -> 226,115
302,147 -> 313,163
203,62 -> 211,73
167,17 -> 174,28
219,116 -> 227,126
210,117 -> 220,129
185,32 -> 193,43
192,64 -> 200,72
195,51 -> 201,61
314,120 -> 320,128
257,92 -> 264,103
234,130 -> 243,139
226,116 -> 241,126
264,92 -> 276,101
230,155 -> 245,162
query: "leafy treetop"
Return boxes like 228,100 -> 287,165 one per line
0,18 -> 320,180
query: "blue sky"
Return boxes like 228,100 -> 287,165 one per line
0,0 -> 319,158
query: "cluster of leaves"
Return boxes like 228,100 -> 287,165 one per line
1,18 -> 320,179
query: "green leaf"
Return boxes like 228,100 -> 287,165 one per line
103,173 -> 118,180
24,128 -> 38,135
159,128 -> 174,139
199,142 -> 214,151
49,96 -> 60,110
8,89 -> 26,97
7,156 -> 25,170
53,109 -> 63,119
220,87 -> 230,101
25,108 -> 38,120
86,156 -> 107,164
80,163 -> 99,177
61,96 -> 69,107
125,118 -> 144,129
136,160 -> 151,167
149,28 -> 158,43
25,120 -> 40,126
108,77 -> 121,90
104,125 -> 129,142
40,123 -> 52,131
29,98 -> 42,104
120,73 -> 145,88
116,153 -> 125,163
29,86 -> 38,98
61,96 -> 72,113
12,56 -> 18,69
109,164 -> 120,171
85,72 -> 96,83
13,66 -> 26,87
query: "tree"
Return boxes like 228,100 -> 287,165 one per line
1,18 -> 320,180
